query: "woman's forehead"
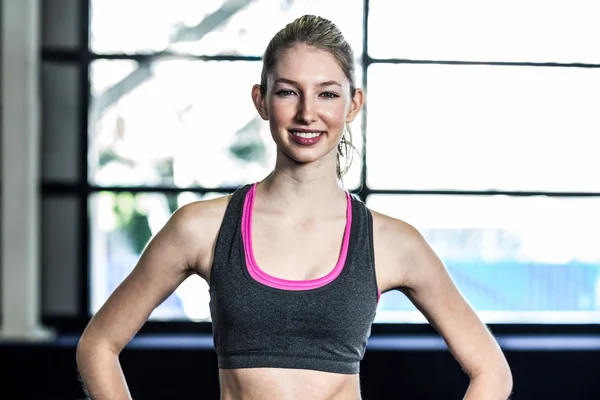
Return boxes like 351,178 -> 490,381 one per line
270,47 -> 348,85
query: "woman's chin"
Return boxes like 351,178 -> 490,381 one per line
278,146 -> 336,167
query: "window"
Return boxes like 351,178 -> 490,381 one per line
83,0 -> 600,324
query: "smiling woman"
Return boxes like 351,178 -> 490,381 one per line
77,14 -> 512,400
252,44 -> 363,180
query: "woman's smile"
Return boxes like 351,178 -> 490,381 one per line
288,129 -> 326,145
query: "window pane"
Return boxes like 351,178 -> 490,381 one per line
90,191 -> 227,320
366,63 -> 600,191
368,0 -> 600,63
90,0 -> 362,56
89,60 -> 274,187
367,194 -> 600,324
89,59 -> 363,189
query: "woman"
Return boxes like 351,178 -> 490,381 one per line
77,15 -> 513,399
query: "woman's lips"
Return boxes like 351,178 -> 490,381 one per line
288,129 -> 325,145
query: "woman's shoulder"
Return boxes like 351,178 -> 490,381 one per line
172,193 -> 233,229
367,207 -> 430,291
169,194 -> 233,278
368,207 -> 421,243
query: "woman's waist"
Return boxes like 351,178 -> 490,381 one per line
219,367 -> 361,400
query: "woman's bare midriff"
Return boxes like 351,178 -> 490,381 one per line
219,368 -> 362,400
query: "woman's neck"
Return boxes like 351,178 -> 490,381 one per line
256,169 -> 347,219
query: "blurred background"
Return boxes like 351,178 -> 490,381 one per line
1,0 -> 599,398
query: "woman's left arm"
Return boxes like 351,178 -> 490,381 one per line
388,220 -> 513,399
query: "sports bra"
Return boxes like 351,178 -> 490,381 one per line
208,183 -> 379,374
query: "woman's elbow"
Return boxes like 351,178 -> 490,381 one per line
75,332 -> 118,370
500,365 -> 514,398
76,334 -> 96,371
477,364 -> 513,399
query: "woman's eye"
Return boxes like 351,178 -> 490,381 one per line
276,90 -> 295,96
321,91 -> 339,99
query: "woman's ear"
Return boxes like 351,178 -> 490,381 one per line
252,84 -> 269,120
346,88 -> 365,123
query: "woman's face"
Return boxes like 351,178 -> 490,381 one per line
253,45 -> 363,167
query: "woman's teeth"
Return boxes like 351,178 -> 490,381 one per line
290,131 -> 323,138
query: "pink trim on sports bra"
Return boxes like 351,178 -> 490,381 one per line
241,183 -> 352,290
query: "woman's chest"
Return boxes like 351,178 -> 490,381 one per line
251,214 -> 348,281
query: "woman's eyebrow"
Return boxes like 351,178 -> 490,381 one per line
274,78 -> 342,88
318,80 -> 342,87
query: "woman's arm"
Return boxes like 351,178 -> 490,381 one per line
379,215 -> 513,399
76,201 -> 216,399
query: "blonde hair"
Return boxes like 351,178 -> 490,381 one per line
260,15 -> 359,181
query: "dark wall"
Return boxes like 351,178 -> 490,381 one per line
1,344 -> 599,399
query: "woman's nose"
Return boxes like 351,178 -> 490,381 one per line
296,96 -> 317,124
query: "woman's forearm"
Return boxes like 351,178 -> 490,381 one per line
463,369 -> 513,400
76,343 -> 133,400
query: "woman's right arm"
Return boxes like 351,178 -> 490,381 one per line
76,201 -> 216,399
